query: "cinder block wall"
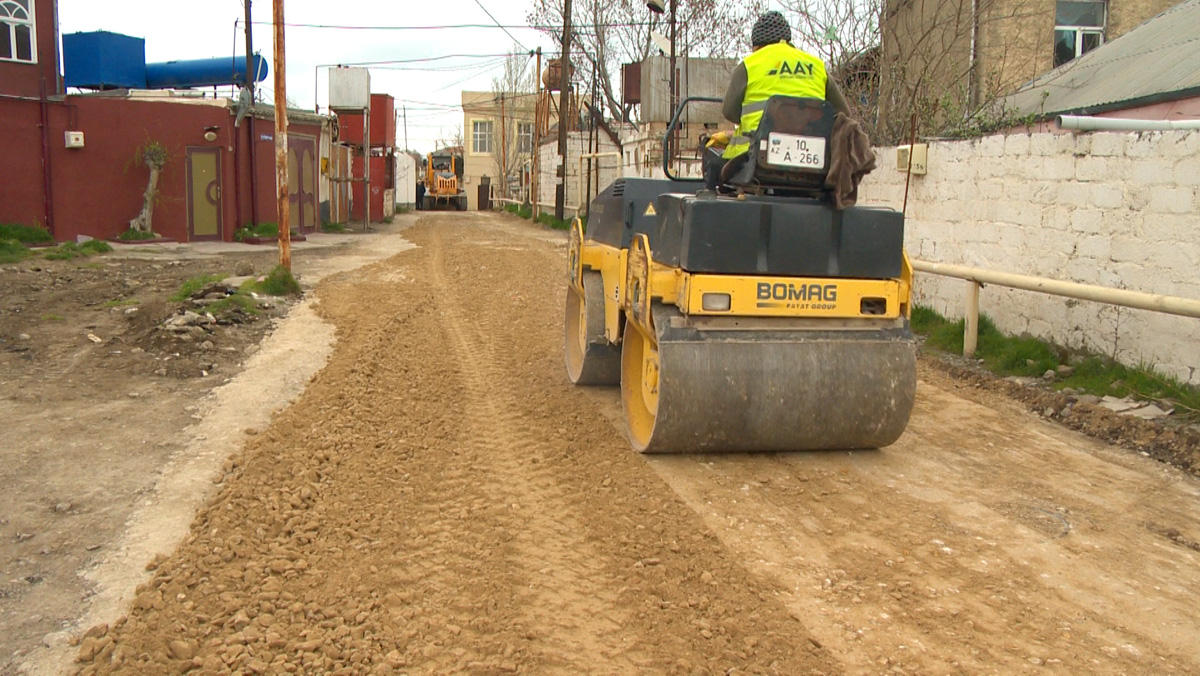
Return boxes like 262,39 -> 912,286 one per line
859,129 -> 1200,385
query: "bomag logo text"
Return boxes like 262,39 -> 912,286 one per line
757,282 -> 837,302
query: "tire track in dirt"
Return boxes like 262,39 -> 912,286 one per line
423,226 -> 646,670
72,213 -> 836,674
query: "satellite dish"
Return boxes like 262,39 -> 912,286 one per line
649,30 -> 673,57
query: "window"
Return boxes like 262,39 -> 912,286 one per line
517,122 -> 533,154
0,0 -> 35,63
1054,0 -> 1105,67
472,120 -> 493,154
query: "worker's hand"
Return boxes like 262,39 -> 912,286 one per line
705,130 -> 731,149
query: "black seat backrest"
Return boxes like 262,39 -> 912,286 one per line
727,96 -> 835,192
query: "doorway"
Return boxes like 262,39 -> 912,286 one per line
186,147 -> 222,240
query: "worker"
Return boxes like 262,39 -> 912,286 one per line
416,180 -> 425,210
704,11 -> 851,189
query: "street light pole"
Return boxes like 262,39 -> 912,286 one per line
668,0 -> 677,175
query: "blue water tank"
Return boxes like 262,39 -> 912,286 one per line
63,31 -> 146,89
144,55 -> 268,89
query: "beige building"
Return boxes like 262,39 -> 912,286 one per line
461,90 -> 549,210
878,0 -> 1181,141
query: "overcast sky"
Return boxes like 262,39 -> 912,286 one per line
58,0 -> 554,154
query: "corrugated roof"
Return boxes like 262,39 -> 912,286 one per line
1002,0 -> 1200,117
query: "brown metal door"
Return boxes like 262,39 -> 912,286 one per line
288,135 -> 317,230
187,147 -> 221,240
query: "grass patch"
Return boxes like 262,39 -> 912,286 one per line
117,228 -> 158,241
234,222 -> 279,241
912,304 -> 1200,417
0,239 -> 32,264
321,222 -> 347,233
0,223 -> 53,244
170,273 -> 225,302
205,292 -> 262,316
103,298 -> 139,308
245,265 -> 301,296
42,240 -> 113,260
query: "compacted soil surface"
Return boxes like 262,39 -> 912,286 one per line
5,212 -> 1198,674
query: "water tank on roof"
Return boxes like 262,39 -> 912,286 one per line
144,55 -> 268,89
63,31 -> 146,89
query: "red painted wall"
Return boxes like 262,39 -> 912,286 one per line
336,93 -> 395,147
0,0 -> 61,98
0,95 -> 323,242
349,154 -> 394,222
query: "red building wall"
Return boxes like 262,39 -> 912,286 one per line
0,0 -> 61,99
0,95 -> 323,242
349,154 -> 394,222
336,93 -> 395,148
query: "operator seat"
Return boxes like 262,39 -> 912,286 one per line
721,96 -> 835,199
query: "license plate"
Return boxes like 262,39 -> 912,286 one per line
766,133 -> 826,169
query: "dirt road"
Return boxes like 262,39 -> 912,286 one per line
72,212 -> 1199,673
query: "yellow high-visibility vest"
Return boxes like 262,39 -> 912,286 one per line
723,41 -> 827,159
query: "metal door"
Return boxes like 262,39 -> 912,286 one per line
187,147 -> 221,239
289,135 -> 318,230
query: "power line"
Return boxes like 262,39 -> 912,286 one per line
471,0 -> 529,52
250,20 -> 654,30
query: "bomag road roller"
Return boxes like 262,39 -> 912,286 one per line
564,95 -> 916,453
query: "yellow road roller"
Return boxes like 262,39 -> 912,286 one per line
564,96 -> 916,453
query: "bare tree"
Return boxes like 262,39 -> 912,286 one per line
490,49 -> 537,196
527,0 -> 764,124
128,141 -> 168,235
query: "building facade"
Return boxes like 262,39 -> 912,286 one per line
877,0 -> 1181,140
461,90 -> 542,210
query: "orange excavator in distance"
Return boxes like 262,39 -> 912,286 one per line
423,151 -> 467,211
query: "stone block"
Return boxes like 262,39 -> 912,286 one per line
1088,132 -> 1128,157
1074,156 -> 1110,182
1174,159 -> 1200,186
1028,133 -> 1058,156
1088,183 -> 1126,209
1040,206 -> 1072,231
1003,133 -> 1031,156
1057,133 -> 1091,156
1130,160 -> 1173,185
1041,155 -> 1075,181
1148,186 -> 1196,214
1076,235 -> 1111,260
1057,182 -> 1093,207
1125,133 -> 1160,158
1069,208 -> 1105,234
979,134 -> 1005,157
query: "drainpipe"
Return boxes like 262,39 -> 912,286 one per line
39,77 -> 55,237
1057,115 -> 1200,131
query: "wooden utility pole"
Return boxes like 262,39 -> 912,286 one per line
499,93 -> 507,200
555,0 -> 572,221
531,47 -> 541,218
272,0 -> 290,270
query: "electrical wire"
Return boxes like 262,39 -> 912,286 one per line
250,21 -> 653,31
471,0 -> 530,52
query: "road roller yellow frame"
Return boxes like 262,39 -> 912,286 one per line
569,218 -> 913,346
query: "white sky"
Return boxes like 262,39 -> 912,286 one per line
57,0 -> 555,154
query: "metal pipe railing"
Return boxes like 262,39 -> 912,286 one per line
911,259 -> 1200,357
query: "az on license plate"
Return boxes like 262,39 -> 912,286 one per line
766,133 -> 826,169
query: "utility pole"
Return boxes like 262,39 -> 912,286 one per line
363,104 -> 370,231
402,104 -> 408,150
272,0 -> 290,270
244,0 -> 258,228
531,47 -> 541,219
555,0 -> 572,221
499,92 -> 507,200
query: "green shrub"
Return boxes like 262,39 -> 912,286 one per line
0,223 -> 53,244
80,240 -> 112,254
234,222 -> 279,241
322,222 -> 347,233
0,239 -> 31,264
250,265 -> 301,296
117,228 -> 158,241
170,273 -> 225,301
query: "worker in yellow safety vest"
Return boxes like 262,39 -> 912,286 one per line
703,11 -> 850,188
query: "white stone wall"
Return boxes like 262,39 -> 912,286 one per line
858,129 -> 1200,385
535,131 -> 621,214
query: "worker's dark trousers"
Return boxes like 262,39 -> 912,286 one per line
703,149 -> 749,191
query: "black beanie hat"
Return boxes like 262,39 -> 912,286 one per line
751,11 -> 791,47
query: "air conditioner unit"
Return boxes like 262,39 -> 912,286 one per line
896,143 -> 927,174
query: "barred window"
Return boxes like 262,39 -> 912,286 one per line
0,0 -> 35,63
